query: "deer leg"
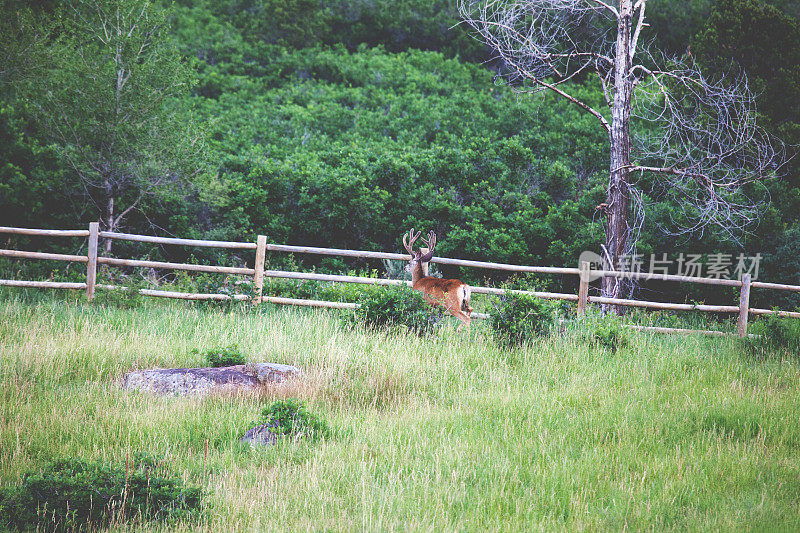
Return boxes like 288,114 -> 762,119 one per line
453,309 -> 471,332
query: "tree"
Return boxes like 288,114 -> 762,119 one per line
23,0 -> 203,252
694,0 -> 800,198
0,2 -> 49,88
459,0 -> 785,302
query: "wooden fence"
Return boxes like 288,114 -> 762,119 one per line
2,224 -> 799,337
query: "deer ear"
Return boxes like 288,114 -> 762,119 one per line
419,247 -> 434,263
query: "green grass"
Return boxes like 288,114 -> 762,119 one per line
1,289 -> 800,531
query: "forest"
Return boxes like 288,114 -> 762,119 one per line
1,0 -> 799,306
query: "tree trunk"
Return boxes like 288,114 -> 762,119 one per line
603,0 -> 634,310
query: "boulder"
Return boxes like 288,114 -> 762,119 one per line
122,363 -> 301,396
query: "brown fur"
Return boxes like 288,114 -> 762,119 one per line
411,276 -> 473,330
416,278 -> 474,311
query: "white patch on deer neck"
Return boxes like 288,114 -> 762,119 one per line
420,248 -> 430,277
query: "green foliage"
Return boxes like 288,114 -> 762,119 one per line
645,0 -> 711,54
11,0 -> 203,236
260,398 -> 330,442
489,292 -> 556,347
189,44 -> 606,279
694,0 -> 800,130
0,457 -> 204,531
742,314 -> 800,359
262,274 -> 383,303
583,315 -> 630,354
197,344 -> 246,367
2,0 -> 800,315
352,285 -> 443,335
693,0 -> 800,272
93,278 -> 146,309
169,0 -> 483,61
195,275 -> 255,310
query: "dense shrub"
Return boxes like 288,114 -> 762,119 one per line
490,292 -> 556,347
93,278 -> 146,309
352,285 -> 443,335
198,344 -> 247,367
0,457 -> 203,531
584,315 -> 630,353
742,314 -> 800,358
5,0 -> 799,312
260,398 -> 330,442
263,275 -> 377,302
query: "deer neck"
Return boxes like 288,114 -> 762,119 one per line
411,247 -> 431,285
411,261 -> 429,285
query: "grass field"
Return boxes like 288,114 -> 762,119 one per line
1,290 -> 799,531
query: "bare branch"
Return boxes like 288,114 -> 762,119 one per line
631,55 -> 785,239
531,69 -> 610,130
629,0 -> 647,62
459,0 -> 613,131
583,0 -> 619,17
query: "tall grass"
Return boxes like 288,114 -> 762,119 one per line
1,289 -> 799,531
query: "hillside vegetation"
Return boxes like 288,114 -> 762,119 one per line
1,0 -> 799,309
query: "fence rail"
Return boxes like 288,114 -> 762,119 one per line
2,224 -> 799,337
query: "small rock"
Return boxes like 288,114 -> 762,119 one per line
240,423 -> 280,446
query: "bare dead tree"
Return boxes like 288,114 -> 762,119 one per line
459,0 -> 785,303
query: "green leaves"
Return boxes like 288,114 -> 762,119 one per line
198,344 -> 247,367
0,457 -> 204,531
489,291 -> 557,347
353,285 -> 444,335
17,0 -> 204,234
260,398 -> 330,442
190,45 -> 608,273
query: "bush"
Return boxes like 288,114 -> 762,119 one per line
0,457 -> 203,531
198,344 -> 246,367
490,292 -> 556,347
260,398 -> 330,442
93,278 -> 146,309
585,315 -> 630,353
262,275 -> 384,304
352,285 -> 443,335
742,314 -> 800,358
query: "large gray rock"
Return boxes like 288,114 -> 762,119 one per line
122,363 -> 301,396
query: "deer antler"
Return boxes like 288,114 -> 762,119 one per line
419,230 -> 436,262
403,228 -> 421,256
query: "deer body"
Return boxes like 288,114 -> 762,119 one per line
403,230 -> 473,331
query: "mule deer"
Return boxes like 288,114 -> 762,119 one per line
402,229 -> 473,331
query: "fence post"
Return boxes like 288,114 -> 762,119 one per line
737,273 -> 752,337
253,235 -> 267,304
86,222 -> 99,301
577,260 -> 590,316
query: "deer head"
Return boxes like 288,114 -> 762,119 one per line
403,228 -> 436,278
